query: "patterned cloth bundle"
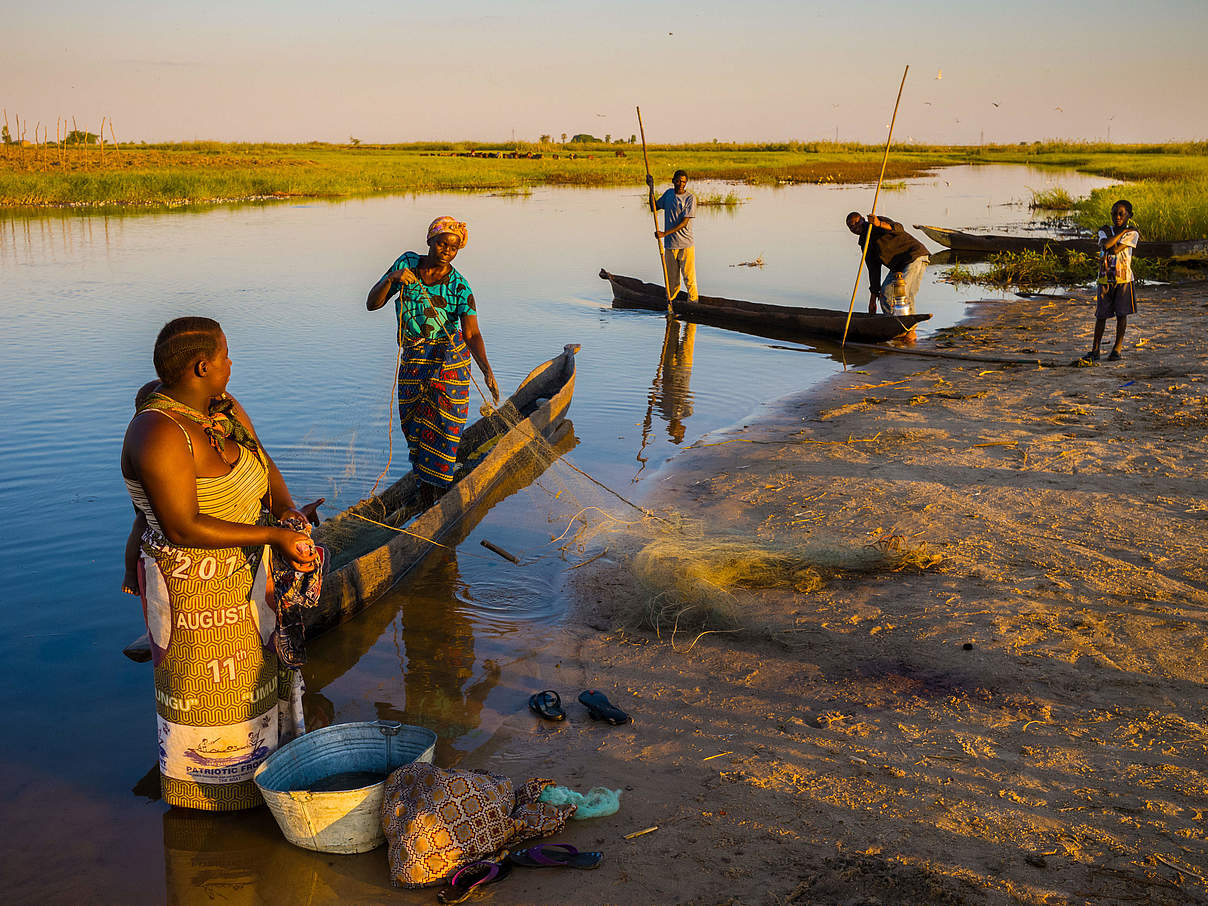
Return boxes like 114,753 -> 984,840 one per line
382,763 -> 576,887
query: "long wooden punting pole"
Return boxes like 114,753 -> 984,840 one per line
636,106 -> 675,314
841,65 -> 910,351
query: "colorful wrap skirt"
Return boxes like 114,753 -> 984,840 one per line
398,331 -> 472,487
137,530 -> 305,810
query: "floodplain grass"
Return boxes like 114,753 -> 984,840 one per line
0,141 -> 960,208
978,143 -> 1208,241
1072,180 -> 1208,243
2,140 -> 1207,237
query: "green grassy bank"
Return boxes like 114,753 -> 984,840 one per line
2,141 -> 1206,240
997,144 -> 1208,241
0,142 -> 950,208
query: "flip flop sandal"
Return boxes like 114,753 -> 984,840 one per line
528,690 -> 566,722
508,843 -> 604,870
578,689 -> 630,725
437,860 -> 512,904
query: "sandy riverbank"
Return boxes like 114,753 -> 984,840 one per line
462,280 -> 1208,906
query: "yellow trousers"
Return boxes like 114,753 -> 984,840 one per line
663,246 -> 698,301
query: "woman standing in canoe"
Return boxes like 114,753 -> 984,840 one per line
121,317 -> 318,810
366,217 -> 499,502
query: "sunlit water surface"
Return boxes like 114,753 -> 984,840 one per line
0,165 -> 1114,900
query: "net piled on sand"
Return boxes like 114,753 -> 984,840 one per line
623,529 -> 940,640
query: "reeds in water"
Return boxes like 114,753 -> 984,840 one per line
696,191 -> 746,206
1029,187 -> 1076,210
942,249 -> 1172,288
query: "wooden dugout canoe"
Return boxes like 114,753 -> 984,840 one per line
599,269 -> 931,344
914,224 -> 1208,259
122,344 -> 579,662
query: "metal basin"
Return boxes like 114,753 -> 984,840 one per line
254,720 -> 436,854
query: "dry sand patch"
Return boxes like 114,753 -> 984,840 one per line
466,281 -> 1208,905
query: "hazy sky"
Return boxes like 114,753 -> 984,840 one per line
6,0 -> 1207,144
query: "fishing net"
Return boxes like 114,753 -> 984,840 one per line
581,524 -> 941,645
303,301 -> 941,643
536,784 -> 622,820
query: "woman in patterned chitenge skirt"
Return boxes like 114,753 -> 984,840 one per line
366,216 -> 499,502
121,317 -> 319,810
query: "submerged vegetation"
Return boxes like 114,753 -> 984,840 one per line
1029,187 -> 1076,210
695,191 -> 746,206
942,249 -> 1173,289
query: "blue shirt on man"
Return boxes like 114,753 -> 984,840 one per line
656,188 -> 695,249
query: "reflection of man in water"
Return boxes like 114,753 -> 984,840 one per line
374,552 -> 500,766
638,320 -> 698,476
655,321 -> 697,444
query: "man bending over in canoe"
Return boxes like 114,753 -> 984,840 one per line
366,216 -> 498,505
846,212 -> 930,314
648,169 -> 699,301
1075,199 -> 1139,364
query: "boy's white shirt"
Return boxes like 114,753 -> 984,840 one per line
1097,226 -> 1140,284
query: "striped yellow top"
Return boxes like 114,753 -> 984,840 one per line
126,442 -> 268,534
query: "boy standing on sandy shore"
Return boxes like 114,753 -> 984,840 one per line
1077,199 -> 1139,363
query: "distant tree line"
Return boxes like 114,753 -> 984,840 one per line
536,133 -> 637,145
2,126 -> 99,145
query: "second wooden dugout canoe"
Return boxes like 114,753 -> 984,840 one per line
914,224 -> 1208,259
599,269 -> 931,344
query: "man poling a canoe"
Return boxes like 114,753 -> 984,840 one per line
366,216 -> 499,505
845,212 -> 930,315
648,169 -> 699,302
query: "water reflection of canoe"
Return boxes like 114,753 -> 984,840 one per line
599,269 -> 930,343
914,224 -> 1208,259
122,345 -> 579,662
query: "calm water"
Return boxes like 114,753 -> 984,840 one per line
0,165 -> 1113,901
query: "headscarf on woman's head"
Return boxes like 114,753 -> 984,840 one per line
427,216 -> 468,248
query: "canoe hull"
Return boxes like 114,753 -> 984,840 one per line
915,224 -> 1208,259
600,270 -> 930,343
308,345 -> 578,636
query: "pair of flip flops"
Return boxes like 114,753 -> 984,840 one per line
527,689 -> 630,725
437,845 -> 603,903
